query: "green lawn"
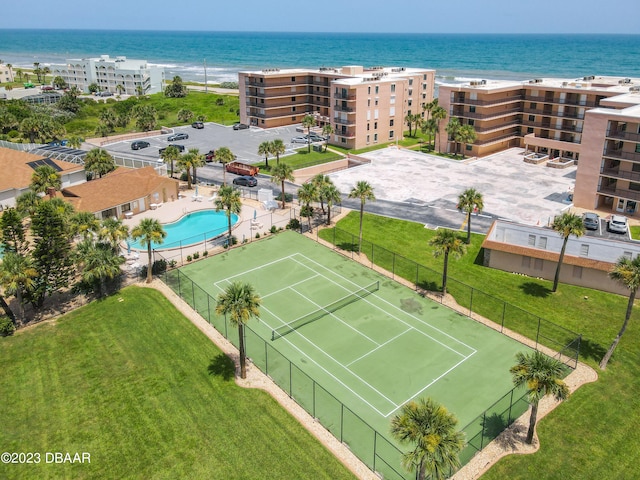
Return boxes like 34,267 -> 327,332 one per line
320,212 -> 640,479
0,287 -> 355,480
258,149 -> 343,172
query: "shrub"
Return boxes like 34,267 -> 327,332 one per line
139,259 -> 167,279
270,225 -> 277,234
255,232 -> 261,239
275,192 -> 293,203
286,218 -> 301,230
215,98 -> 225,106
203,251 -> 208,257
193,252 -> 200,259
0,317 -> 16,337
220,81 -> 239,89
168,260 -> 178,269
186,255 -> 193,262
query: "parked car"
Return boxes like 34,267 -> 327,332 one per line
608,214 -> 628,234
291,136 -> 308,144
205,150 -> 216,162
159,144 -> 186,155
308,133 -> 326,142
96,91 -> 114,97
41,85 -> 55,91
131,140 -> 151,151
233,123 -> 249,130
167,132 -> 189,141
192,121 -> 204,129
582,212 -> 600,231
23,82 -> 35,88
233,175 -> 258,187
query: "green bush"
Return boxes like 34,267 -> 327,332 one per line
0,317 -> 16,337
286,218 -> 301,230
139,259 -> 168,278
193,252 -> 200,259
186,255 -> 192,262
275,192 -> 293,203
270,225 -> 277,234
255,232 -> 261,239
203,251 -> 208,257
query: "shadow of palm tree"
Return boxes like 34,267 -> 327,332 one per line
519,281 -> 552,298
207,353 -> 235,381
577,337 -> 608,364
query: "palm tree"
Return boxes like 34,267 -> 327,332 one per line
131,218 -> 166,283
390,397 -> 465,480
297,182 -> 317,233
550,212 -> 585,293
30,164 -> 61,198
422,98 -> 439,122
456,124 -> 477,159
429,229 -> 466,295
322,183 -> 341,226
258,141 -> 272,168
432,106 -> 447,153
312,174 -> 332,214
420,118 -> 438,151
177,150 -> 196,189
84,148 -> 116,179
6,64 -> 13,82
66,135 -> 84,149
214,185 -> 242,245
188,148 -> 205,187
215,281 -> 261,379
271,163 -> 295,209
457,188 -> 484,244
510,351 -> 569,444
71,211 -> 100,241
348,181 -> 376,253
599,255 -> 640,370
322,124 -> 334,152
270,139 -> 286,166
215,146 -> 235,186
116,84 -> 125,96
77,241 -> 124,297
15,191 -> 41,218
302,114 -> 316,153
16,68 -> 23,82
0,251 -> 37,322
445,118 -> 462,157
98,217 -> 130,253
404,113 -> 414,137
160,145 -> 181,178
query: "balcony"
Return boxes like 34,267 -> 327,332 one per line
333,104 -> 355,113
334,92 -> 356,100
606,130 -> 640,143
524,94 -> 597,108
452,107 -> 521,120
603,149 -> 640,162
334,117 -> 356,126
335,130 -> 356,139
521,120 -> 583,133
451,94 -> 524,107
521,108 -> 585,120
474,120 -> 520,134
598,185 -> 640,202
474,132 -> 521,146
601,168 -> 640,183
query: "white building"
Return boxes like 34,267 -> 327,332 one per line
51,55 -> 164,95
0,62 -> 14,84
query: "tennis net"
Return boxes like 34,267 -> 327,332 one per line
271,281 -> 380,340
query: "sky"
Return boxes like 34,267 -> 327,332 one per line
1,0 -> 639,33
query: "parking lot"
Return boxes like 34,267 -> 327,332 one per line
103,122 -> 303,163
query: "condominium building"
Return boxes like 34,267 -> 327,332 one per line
0,62 -> 14,83
51,55 -> 164,95
239,65 -> 435,150
437,76 -> 640,216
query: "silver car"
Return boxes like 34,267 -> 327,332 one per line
291,136 -> 308,144
608,215 -> 628,234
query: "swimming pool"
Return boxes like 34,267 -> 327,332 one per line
129,209 -> 239,250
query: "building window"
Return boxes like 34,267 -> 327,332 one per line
368,86 -> 371,94
528,235 -> 536,246
291,117 -> 296,121
390,95 -> 396,105
375,86 -> 379,94
389,130 -> 394,139
409,79 -> 413,86
579,244 -> 590,256
291,97 -> 296,101
534,258 -> 543,270
423,74 -> 427,80
366,135 -> 370,143
538,237 -> 547,249
374,133 -> 378,142
466,144 -> 472,151
521,256 -> 531,268
623,251 -> 633,259
527,127 -> 534,134
375,98 -> 379,106
469,106 -> 476,113
530,102 -> 537,109
390,106 -> 395,116
374,122 -> 378,129
291,77 -> 296,81
630,182 -> 640,192
367,123 -> 370,131
468,119 -> 475,126
391,84 -> 396,93
572,266 -> 583,279
529,115 -> 535,121
636,144 -> 640,153
292,106 -> 296,112
367,99 -> 371,107
408,99 -> 413,106
390,119 -> 394,127
408,89 -> 413,96
423,83 -> 427,90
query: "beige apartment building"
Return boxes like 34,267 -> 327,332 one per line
438,76 -> 640,216
0,63 -> 14,84
239,65 -> 435,150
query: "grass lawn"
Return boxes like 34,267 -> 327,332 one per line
258,149 -> 343,172
0,287 -> 355,480
320,212 -> 640,479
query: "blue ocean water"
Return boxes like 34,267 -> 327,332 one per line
1,30 -> 639,85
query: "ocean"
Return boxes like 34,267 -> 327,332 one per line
1,30 -> 639,86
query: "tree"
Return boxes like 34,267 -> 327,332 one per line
322,124 -> 334,151
116,84 -> 125,96
215,146 -> 235,186
456,124 -> 477,159
99,109 -> 118,132
422,98 -> 439,123
33,62 -> 42,83
404,113 -> 414,137
30,164 -> 61,198
390,397 -> 465,480
187,148 -> 205,188
599,255 -> 640,369
297,182 -> 317,233
52,76 -> 67,89
348,181 -> 376,254
215,281 -> 261,379
177,108 -> 194,123
98,217 -> 129,253
550,212 -> 585,293
0,252 -> 37,322
15,191 -> 41,218
432,106 -> 447,152
76,240 -> 124,297
66,135 -> 84,149
510,351 -> 569,444
322,183 -> 341,226
258,141 -> 272,168
71,211 -> 100,241
429,229 -> 466,296
160,145 -> 181,178
131,218 -> 166,283
88,83 -> 99,94
95,123 -> 111,139
271,163 -> 294,209
0,207 -> 28,254
445,118 -> 462,157
84,148 -> 116,179
312,174 -> 332,214
177,150 -> 197,189
214,185 -> 242,245
302,114 -> 316,153
133,104 -> 157,131
16,68 -> 23,82
164,76 -> 188,98
270,139 -> 286,166
56,89 -> 81,114
457,188 -> 484,244
421,118 -> 438,151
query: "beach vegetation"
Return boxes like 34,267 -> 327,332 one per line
164,75 -> 188,98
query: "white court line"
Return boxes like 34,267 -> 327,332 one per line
289,254 -> 472,357
292,253 -> 477,355
262,304 -> 398,416
261,274 -> 321,299
346,328 -> 412,367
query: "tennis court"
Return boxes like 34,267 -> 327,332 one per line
174,232 -> 531,476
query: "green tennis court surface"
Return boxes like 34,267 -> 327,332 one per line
176,232 -> 530,473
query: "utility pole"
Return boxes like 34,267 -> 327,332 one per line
204,59 -> 208,94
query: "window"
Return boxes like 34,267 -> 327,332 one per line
366,135 -> 370,143
374,109 -> 379,119
368,99 -> 371,107
527,127 -> 534,134
529,115 -> 535,121
530,102 -> 537,109
390,119 -> 394,127
466,144 -> 472,151
375,86 -> 379,94
390,106 -> 395,116
521,256 -> 531,268
423,74 -> 427,80
391,84 -> 396,93
572,266 -> 583,279
468,119 -> 475,126
408,89 -> 413,96
390,95 -> 395,104
423,83 -> 427,90
408,79 -> 413,86
538,237 -> 547,249
623,251 -> 633,260
292,106 -> 296,112
374,122 -> 378,129
469,106 -> 476,113
375,98 -> 379,106
389,130 -> 394,139
368,86 -> 371,94
636,144 -> 640,153
367,123 -> 370,131
374,133 -> 378,142
408,99 -> 412,106
534,258 -> 543,270
580,244 -> 589,256
291,76 -> 296,81
291,97 -> 296,101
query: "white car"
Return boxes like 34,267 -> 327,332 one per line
291,136 -> 308,144
608,215 -> 628,234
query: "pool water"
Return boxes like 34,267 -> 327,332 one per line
129,209 -> 239,250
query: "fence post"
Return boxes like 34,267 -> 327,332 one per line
289,362 -> 292,396
373,433 -> 377,472
469,288 -> 474,317
313,382 -> 316,418
177,270 -> 182,297
480,412 -> 486,449
340,404 -> 344,442
392,254 -> 396,280
508,389 -> 514,423
415,262 -> 419,290
265,343 -> 268,375
501,302 -> 506,332
536,317 -> 541,348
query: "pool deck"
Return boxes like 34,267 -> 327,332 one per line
122,185 -> 296,265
